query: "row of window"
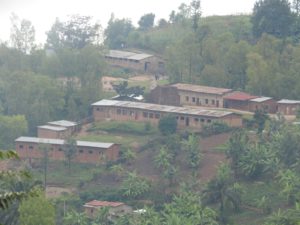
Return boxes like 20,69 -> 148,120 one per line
18,145 -> 103,155
143,112 -> 160,119
176,116 -> 212,123
185,96 -> 219,105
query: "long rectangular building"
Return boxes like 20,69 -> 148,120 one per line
92,99 -> 242,130
15,137 -> 120,164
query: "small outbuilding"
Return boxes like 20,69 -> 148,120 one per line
37,125 -> 70,139
277,99 -> 300,115
248,97 -> 277,113
84,200 -> 132,219
223,91 -> 257,111
47,120 -> 78,134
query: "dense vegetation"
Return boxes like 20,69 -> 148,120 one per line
2,0 -> 300,224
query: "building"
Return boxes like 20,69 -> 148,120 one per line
148,85 -> 180,106
105,50 -> 165,74
15,137 -> 120,164
248,97 -> 277,113
47,120 -> 78,134
169,83 -> 233,108
277,99 -> 300,115
37,125 -> 71,139
92,99 -> 243,130
84,200 -> 132,219
223,91 -> 257,111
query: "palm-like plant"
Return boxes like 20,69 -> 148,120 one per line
122,171 -> 150,198
63,210 -> 88,225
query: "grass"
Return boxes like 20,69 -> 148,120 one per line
88,121 -> 158,135
31,160 -> 105,187
157,78 -> 169,86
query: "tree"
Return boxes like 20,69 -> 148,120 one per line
138,13 -> 155,30
46,15 -> 101,49
104,15 -> 134,49
10,14 -> 35,53
122,171 -> 150,198
63,138 -> 77,173
277,169 -> 300,205
120,147 -> 136,165
203,164 -> 243,224
253,109 -> 269,134
158,114 -> 177,135
63,210 -> 88,225
112,81 -> 145,98
19,190 -> 55,225
39,143 -> 51,189
251,0 -> 294,38
182,134 -> 202,170
190,0 -> 201,31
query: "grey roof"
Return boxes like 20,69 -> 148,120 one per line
277,99 -> 300,104
47,120 -> 77,127
15,137 -> 115,148
92,99 -> 236,118
106,50 -> 153,61
250,97 -> 273,103
38,125 -> 67,131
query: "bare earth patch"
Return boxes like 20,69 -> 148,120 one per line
46,186 -> 74,198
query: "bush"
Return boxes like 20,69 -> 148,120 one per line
201,121 -> 231,137
158,114 -> 177,135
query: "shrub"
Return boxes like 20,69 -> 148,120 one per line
158,114 -> 177,135
201,121 -> 231,137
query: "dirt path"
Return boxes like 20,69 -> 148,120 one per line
77,123 -> 92,137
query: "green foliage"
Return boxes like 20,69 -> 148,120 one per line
46,15 -> 101,49
138,13 -> 155,30
202,121 -> 231,137
121,171 -> 150,198
19,191 -> 55,225
112,81 -> 145,98
63,210 -> 88,225
158,114 -> 177,135
252,0 -> 294,38
182,134 -> 202,169
119,147 -> 136,165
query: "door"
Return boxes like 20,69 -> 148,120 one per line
185,117 -> 189,127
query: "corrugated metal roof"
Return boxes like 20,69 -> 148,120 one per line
84,200 -> 124,208
48,120 -> 77,127
171,83 -> 232,95
250,97 -> 273,103
277,99 -> 300,104
223,91 -> 257,101
38,125 -> 67,131
15,137 -> 114,148
106,50 -> 153,61
92,99 -> 235,118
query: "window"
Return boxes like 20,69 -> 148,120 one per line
192,97 -> 196,103
186,96 -> 189,101
212,100 -> 215,105
176,116 -> 179,120
19,145 -> 23,149
143,112 -> 148,118
29,146 -> 34,150
117,109 -> 121,114
155,114 -> 160,119
79,149 -> 84,153
129,111 -> 134,116
96,107 -> 103,111
122,109 -> 127,115
89,150 -> 93,154
149,113 -> 154,118
180,116 -> 185,120
194,118 -> 199,122
207,119 -> 212,123
205,99 -> 208,104
58,148 -> 63,152
200,118 -> 205,123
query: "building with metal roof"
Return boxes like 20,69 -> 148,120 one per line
92,99 -> 243,130
104,50 -> 164,74
277,99 -> 300,115
15,136 -> 119,164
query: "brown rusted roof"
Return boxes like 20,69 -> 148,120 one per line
84,200 -> 124,208
170,83 -> 232,95
223,91 -> 257,101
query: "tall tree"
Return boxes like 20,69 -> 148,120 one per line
10,14 -> 35,53
138,13 -> 155,30
46,15 -> 101,49
19,191 -> 55,225
63,138 -> 77,173
251,0 -> 294,38
104,14 -> 134,49
190,0 -> 201,31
